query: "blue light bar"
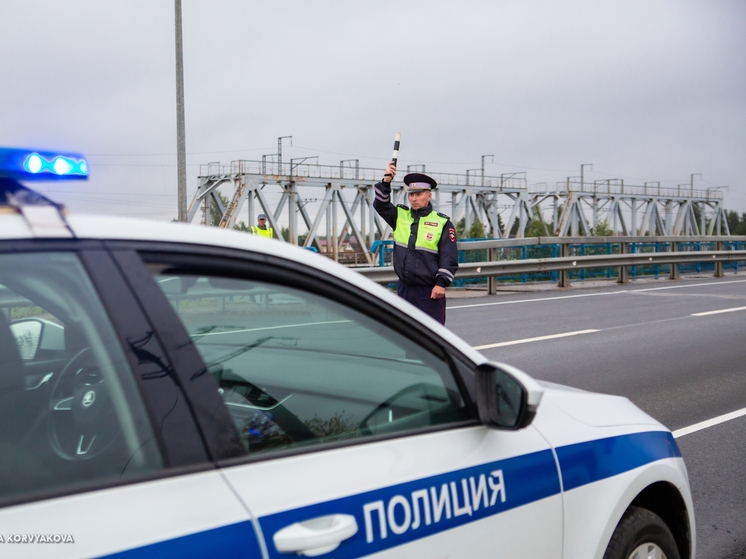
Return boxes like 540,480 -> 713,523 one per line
0,147 -> 89,181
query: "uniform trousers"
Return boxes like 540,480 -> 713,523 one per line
396,281 -> 446,325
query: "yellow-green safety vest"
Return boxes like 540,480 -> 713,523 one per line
249,226 -> 274,238
393,208 -> 448,252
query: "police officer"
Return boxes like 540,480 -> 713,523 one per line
249,214 -> 274,238
373,162 -> 458,325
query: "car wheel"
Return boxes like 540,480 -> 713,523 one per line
603,506 -> 680,559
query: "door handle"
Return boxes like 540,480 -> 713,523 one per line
273,513 -> 358,556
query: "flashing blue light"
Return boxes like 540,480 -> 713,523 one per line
0,147 -> 89,181
26,154 -> 43,174
53,157 -> 73,175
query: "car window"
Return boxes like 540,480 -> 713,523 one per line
0,252 -> 163,502
151,272 -> 469,454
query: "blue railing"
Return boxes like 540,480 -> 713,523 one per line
454,239 -> 745,287
370,238 -> 745,287
371,240 -> 394,267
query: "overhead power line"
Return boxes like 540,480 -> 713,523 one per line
87,147 -> 274,157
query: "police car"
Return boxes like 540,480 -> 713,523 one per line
0,147 -> 694,559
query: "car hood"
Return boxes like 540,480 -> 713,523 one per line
537,380 -> 663,429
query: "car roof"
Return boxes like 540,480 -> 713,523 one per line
1,209 -> 490,368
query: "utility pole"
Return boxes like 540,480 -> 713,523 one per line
278,136 -> 292,174
340,159 -> 359,180
690,173 -> 701,196
290,157 -> 318,176
500,172 -> 525,190
175,0 -> 187,221
481,155 -> 494,187
580,164 -> 592,193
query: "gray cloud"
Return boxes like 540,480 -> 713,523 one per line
1,0 -> 744,219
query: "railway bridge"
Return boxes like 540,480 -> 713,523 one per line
187,157 -> 729,265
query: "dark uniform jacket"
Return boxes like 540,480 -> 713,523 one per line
373,180 -> 459,288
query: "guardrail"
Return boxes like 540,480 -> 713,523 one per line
359,236 -> 746,293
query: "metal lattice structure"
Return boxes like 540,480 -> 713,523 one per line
188,158 -> 730,263
532,179 -> 727,237
187,160 -> 529,264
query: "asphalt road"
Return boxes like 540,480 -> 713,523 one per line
446,274 -> 746,559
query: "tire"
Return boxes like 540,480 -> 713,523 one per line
603,506 -> 681,559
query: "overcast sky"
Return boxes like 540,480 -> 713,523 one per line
2,0 -> 745,223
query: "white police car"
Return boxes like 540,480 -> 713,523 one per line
0,148 -> 694,559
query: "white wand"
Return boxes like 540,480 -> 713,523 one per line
385,132 -> 401,179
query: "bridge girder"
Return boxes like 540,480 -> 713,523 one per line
188,162 -> 729,264
187,160 -> 528,260
532,184 -> 726,237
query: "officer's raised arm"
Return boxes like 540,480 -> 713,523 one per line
374,163 -> 399,229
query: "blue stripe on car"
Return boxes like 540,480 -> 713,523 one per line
99,431 -> 679,558
556,430 -> 681,492
260,448 -> 560,558
100,520 -> 260,559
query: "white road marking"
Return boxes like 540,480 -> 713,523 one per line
449,291 -> 623,310
691,306 -> 746,317
448,279 -> 746,310
628,279 -> 746,293
450,279 -> 746,440
673,407 -> 746,439
472,329 -> 599,350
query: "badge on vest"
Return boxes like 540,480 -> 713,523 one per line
426,233 -> 434,240
424,221 -> 438,227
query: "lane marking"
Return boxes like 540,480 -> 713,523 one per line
673,407 -> 746,439
691,306 -> 746,317
473,329 -> 599,350
450,291 -> 623,310
448,279 -> 746,310
628,279 -> 746,293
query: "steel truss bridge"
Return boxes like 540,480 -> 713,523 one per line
537,179 -> 729,237
187,159 -> 728,265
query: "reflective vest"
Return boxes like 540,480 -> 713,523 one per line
393,207 -> 448,252
249,226 -> 274,238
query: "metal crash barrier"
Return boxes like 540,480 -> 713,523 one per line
358,236 -> 746,293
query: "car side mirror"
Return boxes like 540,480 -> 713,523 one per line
9,318 -> 65,360
475,362 -> 544,430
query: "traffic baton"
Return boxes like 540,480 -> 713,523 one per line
384,132 -> 401,179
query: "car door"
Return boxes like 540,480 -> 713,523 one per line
129,245 -> 564,559
0,245 -> 263,559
